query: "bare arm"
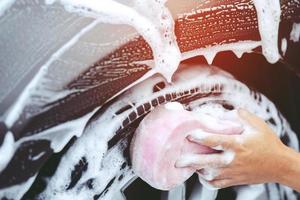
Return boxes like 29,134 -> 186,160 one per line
276,142 -> 300,192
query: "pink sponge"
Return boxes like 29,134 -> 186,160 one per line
130,102 -> 242,190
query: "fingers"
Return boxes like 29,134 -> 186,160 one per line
207,179 -> 236,188
238,108 -> 267,130
198,170 -> 236,189
199,175 -> 236,190
175,153 -> 231,169
198,167 -> 239,189
197,168 -> 220,181
199,177 -> 220,190
196,113 -> 244,135
187,129 -> 238,150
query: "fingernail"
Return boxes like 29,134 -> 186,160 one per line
187,135 -> 196,142
212,145 -> 223,151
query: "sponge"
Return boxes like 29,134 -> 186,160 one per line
130,102 -> 242,190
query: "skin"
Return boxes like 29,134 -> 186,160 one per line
175,108 -> 300,191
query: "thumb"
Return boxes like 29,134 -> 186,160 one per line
238,108 -> 267,130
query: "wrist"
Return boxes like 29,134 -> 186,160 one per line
275,145 -> 300,191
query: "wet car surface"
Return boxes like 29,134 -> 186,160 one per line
0,0 -> 300,199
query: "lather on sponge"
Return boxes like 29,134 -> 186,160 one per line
130,102 -> 244,190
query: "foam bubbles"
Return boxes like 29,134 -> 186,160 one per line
164,101 -> 185,111
23,65 -> 299,199
252,0 -> 281,63
198,168 -> 219,181
0,0 -> 15,17
0,132 -> 14,172
290,23 -> 300,42
199,177 -> 219,190
223,149 -> 235,165
46,0 -> 181,82
281,38 -> 287,56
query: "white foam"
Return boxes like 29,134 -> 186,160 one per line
29,152 -> 46,161
0,175 -> 37,200
223,149 -> 235,165
0,0 -> 297,198
187,129 -> 211,141
281,38 -> 287,56
290,23 -> 300,42
34,65 -> 298,199
252,0 -> 281,63
198,168 -> 219,181
182,40 -> 261,65
46,0 -> 181,82
0,106 -> 97,194
0,0 -> 15,17
164,101 -> 185,111
43,0 -> 283,82
15,107 -> 97,153
199,177 -> 219,190
4,19 -> 100,128
0,132 -> 14,172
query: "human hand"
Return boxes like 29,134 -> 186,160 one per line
176,108 -> 289,189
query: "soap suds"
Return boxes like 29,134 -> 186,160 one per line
0,132 -> 14,172
0,175 -> 37,200
164,101 -> 185,111
198,168 -> 219,181
0,0 -> 297,196
223,149 -> 235,165
15,65 -> 297,199
0,0 -> 15,17
46,0 -> 181,82
281,38 -> 287,56
4,20 -> 100,128
182,41 -> 261,65
187,129 -> 211,141
252,0 -> 281,63
290,23 -> 300,42
199,177 -> 219,190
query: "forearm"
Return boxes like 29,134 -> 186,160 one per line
276,146 -> 300,192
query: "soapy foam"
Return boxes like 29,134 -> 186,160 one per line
199,177 -> 219,190
46,0 -> 181,82
0,132 -> 14,172
164,102 -> 185,111
37,65 -> 298,199
290,23 -> 300,42
2,0 -> 286,143
0,0 -> 297,197
47,0 -> 284,81
4,19 -> 100,128
223,149 -> 235,165
14,108 -> 97,153
0,0 -> 15,17
252,0 -> 281,63
182,41 -> 261,65
0,63 -> 296,198
281,38 -> 288,56
198,168 -> 219,181
1,0 -> 287,130
0,175 -> 36,200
